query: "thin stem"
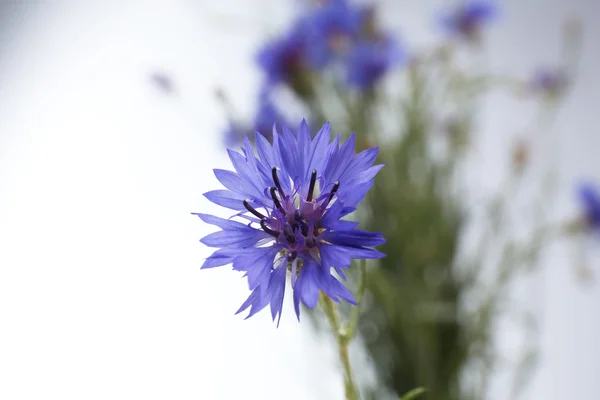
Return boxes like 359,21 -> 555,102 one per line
319,260 -> 367,400
320,292 -> 359,400
320,293 -> 359,400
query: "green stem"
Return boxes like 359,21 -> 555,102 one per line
321,293 -> 358,400
320,260 -> 367,400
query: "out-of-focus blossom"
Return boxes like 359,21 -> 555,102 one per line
256,0 -> 400,97
256,0 -> 370,80
439,1 -> 497,41
196,120 -> 385,324
346,36 -> 403,89
578,184 -> 600,231
530,67 -> 569,98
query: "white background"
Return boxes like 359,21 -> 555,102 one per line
0,1 -> 598,399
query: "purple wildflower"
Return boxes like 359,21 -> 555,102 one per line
440,1 -> 497,40
530,67 -> 569,97
256,0 -> 370,84
196,120 -> 385,325
578,184 -> 600,230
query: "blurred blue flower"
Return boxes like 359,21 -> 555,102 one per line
196,120 -> 385,325
346,36 -> 403,89
256,0 -> 369,81
439,1 -> 497,40
578,184 -> 600,230
530,67 -> 568,97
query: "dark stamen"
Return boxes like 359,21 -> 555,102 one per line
283,224 -> 296,243
260,219 -> 280,237
272,167 -> 285,197
307,169 -> 317,202
300,221 -> 309,237
324,181 -> 340,208
305,237 -> 317,248
294,211 -> 309,236
243,199 -> 266,219
270,187 -> 284,212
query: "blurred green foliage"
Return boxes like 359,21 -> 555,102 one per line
360,65 -> 467,400
215,2 -> 584,398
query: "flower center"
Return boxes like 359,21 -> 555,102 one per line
243,167 -> 340,262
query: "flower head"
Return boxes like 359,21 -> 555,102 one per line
197,120 -> 385,324
257,0 -> 369,80
578,184 -> 600,230
530,67 -> 569,98
439,1 -> 497,41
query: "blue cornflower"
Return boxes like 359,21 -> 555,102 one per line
439,1 -> 497,40
346,36 -> 403,89
196,120 -> 385,324
530,67 -> 568,97
255,0 -> 373,92
578,184 -> 600,230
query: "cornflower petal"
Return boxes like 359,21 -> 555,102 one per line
203,190 -> 246,210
